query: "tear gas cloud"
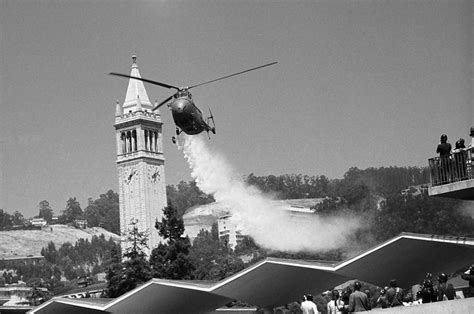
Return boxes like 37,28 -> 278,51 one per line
181,135 -> 361,252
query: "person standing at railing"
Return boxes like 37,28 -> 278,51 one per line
453,138 -> 467,180
436,134 -> 452,183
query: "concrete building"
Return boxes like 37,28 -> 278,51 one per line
217,214 -> 244,249
114,55 -> 167,257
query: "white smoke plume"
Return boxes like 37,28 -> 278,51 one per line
181,135 -> 361,252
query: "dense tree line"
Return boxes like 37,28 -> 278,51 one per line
245,173 -> 331,199
39,234 -> 118,281
244,167 -> 430,200
371,193 -> 473,241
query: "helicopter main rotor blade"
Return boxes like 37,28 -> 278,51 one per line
152,95 -> 174,111
109,72 -> 180,90
188,61 -> 278,90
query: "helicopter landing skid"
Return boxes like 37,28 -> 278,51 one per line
172,128 -> 182,144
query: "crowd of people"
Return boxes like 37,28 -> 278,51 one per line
296,264 -> 474,314
433,134 -> 470,184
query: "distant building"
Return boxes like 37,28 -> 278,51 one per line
401,184 -> 429,197
217,214 -> 245,249
73,219 -> 87,229
29,218 -> 46,227
96,272 -> 106,282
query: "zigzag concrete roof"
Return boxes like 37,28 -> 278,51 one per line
30,232 -> 474,314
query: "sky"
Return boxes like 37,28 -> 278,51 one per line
1,0 -> 472,218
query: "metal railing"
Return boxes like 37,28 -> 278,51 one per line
428,149 -> 473,186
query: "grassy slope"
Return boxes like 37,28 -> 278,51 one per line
0,225 -> 120,258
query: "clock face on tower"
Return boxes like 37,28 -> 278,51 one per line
147,165 -> 161,184
124,167 -> 137,185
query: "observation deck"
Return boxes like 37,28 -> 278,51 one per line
428,148 -> 474,200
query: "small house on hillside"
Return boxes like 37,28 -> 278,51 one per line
73,219 -> 87,229
30,218 -> 47,227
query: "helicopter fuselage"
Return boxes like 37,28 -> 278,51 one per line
169,95 -> 211,135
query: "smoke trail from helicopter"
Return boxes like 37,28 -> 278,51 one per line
181,135 -> 361,252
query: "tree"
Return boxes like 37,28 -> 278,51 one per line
41,241 -> 58,264
189,224 -> 227,280
12,211 -> 25,225
371,192 -> 474,241
189,224 -> 248,281
38,200 -> 53,223
124,219 -> 149,260
234,235 -> 260,256
83,190 -> 120,234
166,181 -> 214,217
27,278 -> 51,306
0,210 -> 12,230
150,205 -> 194,279
208,255 -> 244,281
106,220 -> 152,298
60,197 -> 83,224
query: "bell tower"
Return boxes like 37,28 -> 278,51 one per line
114,55 -> 167,256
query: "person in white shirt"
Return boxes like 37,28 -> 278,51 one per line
327,290 -> 344,314
300,294 -> 319,314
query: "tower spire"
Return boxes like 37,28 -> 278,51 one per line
122,55 -> 152,113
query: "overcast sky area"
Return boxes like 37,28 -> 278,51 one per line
1,0 -> 472,217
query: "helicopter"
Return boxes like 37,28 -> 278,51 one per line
110,61 -> 277,143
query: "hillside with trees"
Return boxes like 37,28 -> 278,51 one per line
0,233 -> 118,302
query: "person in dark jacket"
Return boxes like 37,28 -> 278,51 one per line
437,134 -> 452,157
436,134 -> 452,183
420,273 -> 437,303
386,279 -> 404,307
437,273 -> 456,301
348,281 -> 371,312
